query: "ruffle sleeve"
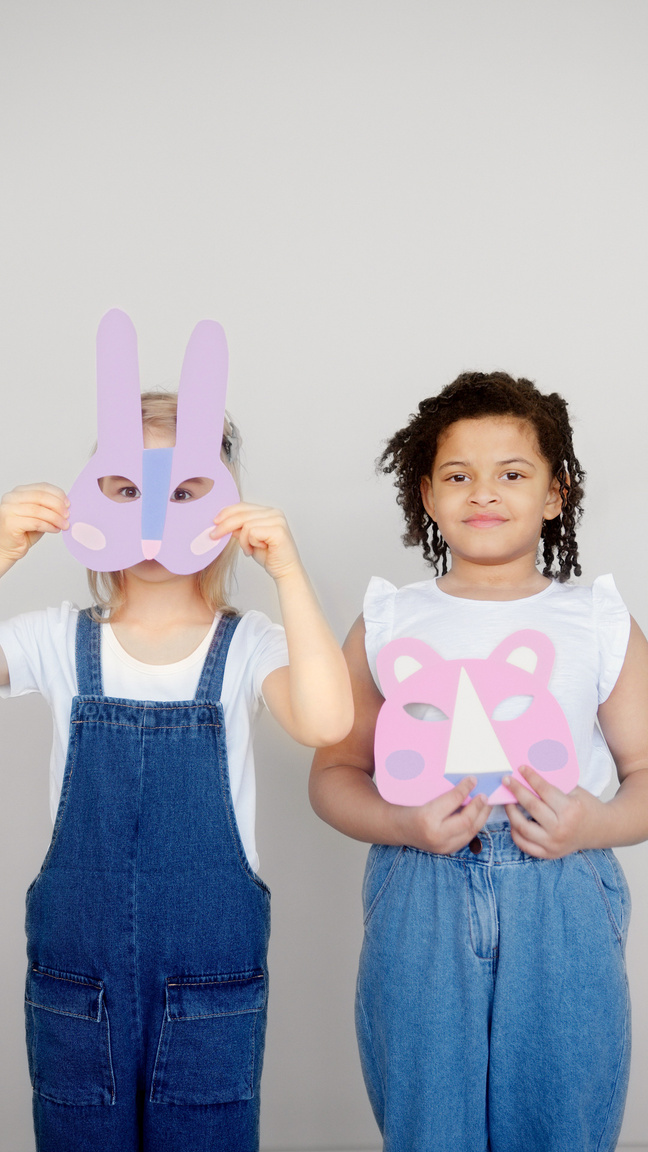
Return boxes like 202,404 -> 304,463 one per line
592,575 -> 631,704
363,576 -> 397,689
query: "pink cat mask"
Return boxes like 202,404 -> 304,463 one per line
374,630 -> 579,806
63,309 -> 239,575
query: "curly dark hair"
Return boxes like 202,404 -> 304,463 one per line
378,371 -> 585,582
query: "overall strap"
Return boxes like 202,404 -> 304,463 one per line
75,608 -> 104,696
194,613 -> 242,703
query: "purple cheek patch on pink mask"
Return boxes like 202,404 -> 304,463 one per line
374,630 -> 579,806
63,309 -> 239,575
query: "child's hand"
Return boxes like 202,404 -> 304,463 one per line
212,503 -> 302,582
504,765 -> 606,858
0,484 -> 70,573
399,777 -> 490,855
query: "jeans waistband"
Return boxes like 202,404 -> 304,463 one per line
445,822 -> 542,866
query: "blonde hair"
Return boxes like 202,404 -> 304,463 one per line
87,391 -> 241,620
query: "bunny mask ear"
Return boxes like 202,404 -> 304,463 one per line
63,311 -> 240,576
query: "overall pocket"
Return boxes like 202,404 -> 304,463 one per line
150,970 -> 267,1105
25,966 -> 115,1105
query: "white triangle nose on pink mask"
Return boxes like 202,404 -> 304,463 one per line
142,540 -> 162,560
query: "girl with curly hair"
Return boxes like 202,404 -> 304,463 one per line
311,371 -> 648,1152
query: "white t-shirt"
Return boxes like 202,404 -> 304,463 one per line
364,575 -> 631,813
0,604 -> 289,873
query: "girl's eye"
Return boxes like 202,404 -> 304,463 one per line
119,486 -> 141,500
448,473 -> 469,483
169,478 -> 214,503
503,471 -> 523,481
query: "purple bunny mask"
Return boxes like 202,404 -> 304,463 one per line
63,310 -> 240,576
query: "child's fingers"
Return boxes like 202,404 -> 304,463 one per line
505,815 -> 551,859
428,776 -> 478,818
503,768 -> 562,819
3,503 -> 69,534
7,487 -> 70,522
12,482 -> 69,503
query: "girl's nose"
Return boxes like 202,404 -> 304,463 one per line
469,483 -> 499,504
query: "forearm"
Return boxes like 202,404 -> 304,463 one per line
309,762 -> 414,846
309,759 -> 488,853
589,767 -> 648,848
273,565 -> 353,746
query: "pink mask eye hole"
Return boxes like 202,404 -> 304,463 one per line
403,702 -> 449,722
170,477 -> 215,503
491,695 -> 534,721
98,477 -> 142,502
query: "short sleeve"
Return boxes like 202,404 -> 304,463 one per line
0,603 -> 78,701
224,610 -> 289,707
363,576 -> 397,688
592,575 -> 631,704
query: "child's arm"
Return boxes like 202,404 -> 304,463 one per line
309,615 -> 489,851
213,503 -> 353,747
505,617 -> 648,856
0,483 -> 70,687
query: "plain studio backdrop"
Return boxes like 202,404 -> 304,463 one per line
1,2 -> 648,1149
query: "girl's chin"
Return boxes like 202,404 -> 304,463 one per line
126,559 -> 176,580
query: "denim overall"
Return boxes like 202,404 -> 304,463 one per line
24,610 -> 271,1152
357,828 -> 631,1152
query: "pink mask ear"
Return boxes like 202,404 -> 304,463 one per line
376,637 -> 442,696
64,309 -> 145,572
155,320 -> 240,575
490,629 -> 555,684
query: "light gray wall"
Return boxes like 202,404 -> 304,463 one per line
1,2 -> 648,1149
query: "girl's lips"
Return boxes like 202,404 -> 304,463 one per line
463,515 -> 508,528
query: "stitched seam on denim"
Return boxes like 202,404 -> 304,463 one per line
594,980 -> 630,1152
357,991 -> 387,1102
38,723 -> 81,869
33,1088 -> 109,1107
485,864 -> 499,961
150,1011 -> 168,1101
168,973 -> 264,986
601,849 -> 630,937
461,861 -> 478,956
194,614 -> 241,703
25,1000 -> 101,1022
133,708 -> 146,1072
103,999 -> 116,1103
169,1008 -> 262,1020
580,851 -> 624,946
31,967 -> 103,989
248,1003 -> 257,1098
217,738 -> 270,893
363,847 -> 406,927
72,721 -> 221,728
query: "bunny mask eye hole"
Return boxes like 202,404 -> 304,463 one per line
98,476 -> 141,502
404,702 -> 449,722
170,477 -> 214,503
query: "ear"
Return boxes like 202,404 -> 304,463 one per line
376,637 -> 442,696
543,475 -> 563,522
95,309 -> 143,457
175,320 -> 229,456
420,474 -> 436,521
490,629 -> 555,685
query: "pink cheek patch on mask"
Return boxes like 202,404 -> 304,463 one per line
63,309 -> 240,575
374,629 -> 579,806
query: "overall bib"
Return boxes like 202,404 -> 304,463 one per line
25,611 -> 271,1152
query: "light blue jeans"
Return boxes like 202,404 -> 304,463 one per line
356,825 -> 631,1152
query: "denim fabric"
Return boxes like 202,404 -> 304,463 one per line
25,611 -> 271,1152
356,825 -> 631,1152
